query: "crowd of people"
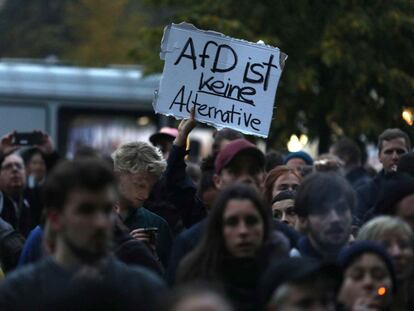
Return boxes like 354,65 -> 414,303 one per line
0,114 -> 413,311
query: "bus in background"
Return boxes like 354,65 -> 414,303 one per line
0,59 -> 166,158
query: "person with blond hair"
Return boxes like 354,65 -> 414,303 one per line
112,141 -> 172,267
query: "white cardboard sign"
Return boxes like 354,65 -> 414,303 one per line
153,23 -> 287,138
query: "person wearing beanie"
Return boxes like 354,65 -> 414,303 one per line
357,216 -> 414,310
338,241 -> 396,311
284,151 -> 313,169
259,257 -> 341,311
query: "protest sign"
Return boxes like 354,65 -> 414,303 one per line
153,23 -> 287,138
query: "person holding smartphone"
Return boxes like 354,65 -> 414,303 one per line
112,142 -> 173,268
0,151 -> 33,237
0,131 -> 60,236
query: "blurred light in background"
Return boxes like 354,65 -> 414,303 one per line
402,107 -> 413,126
136,116 -> 151,126
299,134 -> 308,145
287,134 -> 308,152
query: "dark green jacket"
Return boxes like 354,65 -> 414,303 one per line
124,207 -> 173,268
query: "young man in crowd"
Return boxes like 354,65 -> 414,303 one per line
356,128 -> 411,222
0,159 -> 165,310
112,141 -> 173,267
294,172 -> 354,261
330,137 -> 371,190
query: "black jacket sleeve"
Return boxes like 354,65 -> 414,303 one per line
148,145 -> 206,231
0,218 -> 25,272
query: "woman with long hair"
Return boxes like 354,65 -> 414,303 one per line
177,183 -> 272,311
263,166 -> 302,205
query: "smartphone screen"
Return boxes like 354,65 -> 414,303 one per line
143,228 -> 158,245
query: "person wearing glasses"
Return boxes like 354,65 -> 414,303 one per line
0,151 -> 34,237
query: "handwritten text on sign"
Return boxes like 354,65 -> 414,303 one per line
153,23 -> 287,137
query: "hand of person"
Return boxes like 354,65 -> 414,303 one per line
0,131 -> 19,155
130,228 -> 157,254
130,228 -> 150,242
33,130 -> 54,154
113,202 -> 121,214
174,107 -> 197,147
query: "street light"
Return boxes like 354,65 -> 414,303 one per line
402,108 -> 413,126
287,134 -> 309,152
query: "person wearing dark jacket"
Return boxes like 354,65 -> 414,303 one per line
0,131 -> 61,236
294,172 -> 354,262
176,184 -> 274,311
0,159 -> 165,310
113,216 -> 163,276
259,258 -> 341,311
122,108 -> 212,238
0,152 -> 35,237
0,217 -> 25,273
112,141 -> 173,268
362,173 -> 414,228
338,241 -> 396,311
145,144 -> 206,234
167,135 -> 267,284
18,217 -> 164,277
167,216 -> 298,285
355,128 -> 411,223
330,137 -> 372,190
167,111 -> 303,281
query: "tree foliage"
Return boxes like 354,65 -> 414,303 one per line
0,0 -> 69,58
0,0 -> 413,150
64,0 -> 146,66
0,0 -> 146,66
138,0 -> 414,151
